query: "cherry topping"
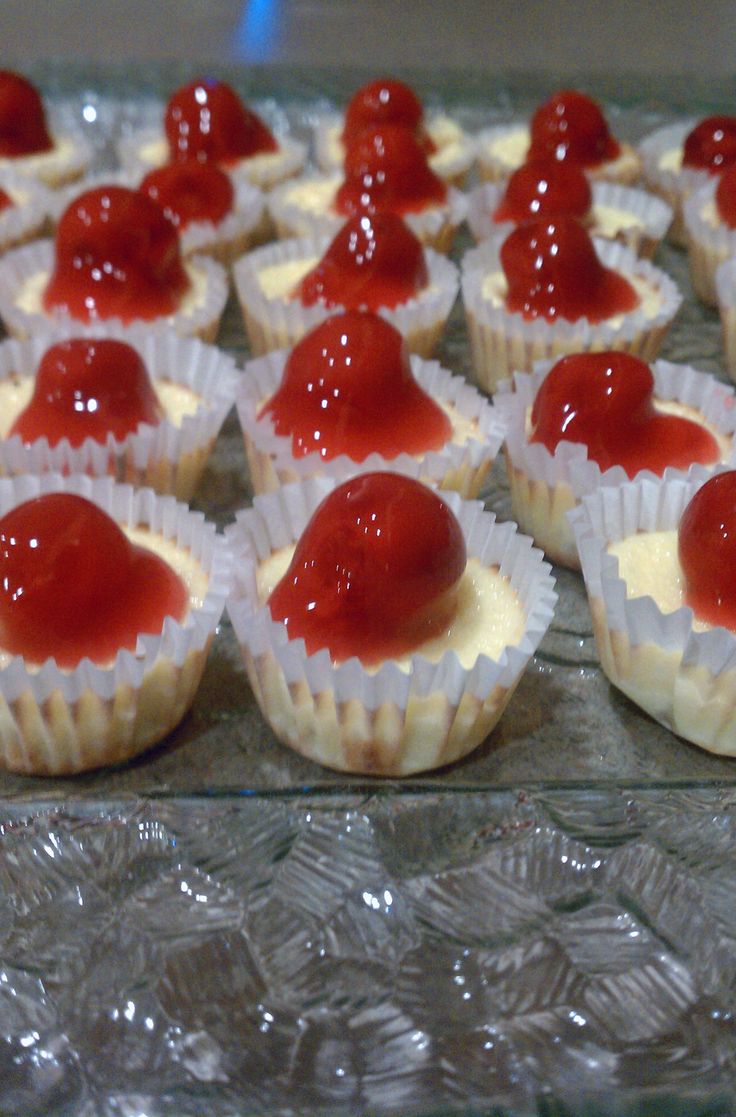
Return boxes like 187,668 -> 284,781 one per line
10,338 -> 163,449
341,77 -> 436,155
683,116 -> 736,174
715,163 -> 736,228
43,185 -> 190,324
679,471 -> 736,630
528,89 -> 620,168
140,161 -> 234,230
165,78 -> 278,165
0,187 -> 12,214
261,310 -> 451,461
295,212 -> 428,311
530,351 -> 719,477
335,124 -> 447,218
0,71 -> 53,157
500,217 -> 640,322
268,471 -> 466,664
493,156 -> 592,224
0,492 -> 187,668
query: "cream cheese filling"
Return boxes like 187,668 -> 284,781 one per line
0,374 -> 201,439
256,548 -> 526,670
480,269 -> 663,325
138,136 -> 287,178
607,529 -> 716,632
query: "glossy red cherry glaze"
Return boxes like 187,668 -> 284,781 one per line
261,310 -> 451,461
500,217 -> 639,322
528,89 -> 620,168
335,124 -> 447,218
0,187 -> 12,214
43,186 -> 190,323
683,116 -> 736,174
0,493 -> 187,669
268,471 -> 466,664
341,78 -> 436,155
714,163 -> 736,228
679,471 -> 736,630
295,212 -> 428,311
493,157 -> 592,224
140,162 -> 234,230
165,78 -> 277,165
530,351 -> 719,477
0,71 -> 53,157
10,338 -> 163,449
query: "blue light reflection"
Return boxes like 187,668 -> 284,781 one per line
235,0 -> 282,61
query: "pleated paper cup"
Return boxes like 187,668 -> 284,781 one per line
466,179 -> 672,258
225,475 -> 557,776
312,112 -> 477,187
232,232 -> 459,358
0,239 -> 229,343
0,472 -> 233,775
496,357 -> 736,569
569,464 -> 736,757
266,172 -> 468,253
638,118 -> 708,246
0,171 -> 54,252
236,346 -> 505,497
461,234 -> 682,393
0,324 -> 239,501
683,179 -> 736,307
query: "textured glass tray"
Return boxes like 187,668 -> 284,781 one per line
4,64 -> 736,1116
2,786 -> 736,1117
4,63 -> 736,799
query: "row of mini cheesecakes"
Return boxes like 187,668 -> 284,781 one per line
1,72 -> 736,780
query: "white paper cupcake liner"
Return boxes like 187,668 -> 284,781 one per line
312,112 -> 477,187
682,178 -> 736,306
715,257 -> 736,383
495,357 -> 736,569
225,476 -> 557,775
466,180 -> 672,259
475,122 -> 642,186
0,472 -> 233,774
0,239 -> 229,343
638,118 -> 708,246
236,346 -> 505,497
0,128 -> 93,189
569,464 -> 736,756
460,233 -> 682,393
232,231 -> 459,359
267,172 -> 467,253
116,126 -> 308,191
0,171 -> 54,251
0,323 -> 239,501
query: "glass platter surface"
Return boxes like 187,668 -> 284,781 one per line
3,62 -> 736,1115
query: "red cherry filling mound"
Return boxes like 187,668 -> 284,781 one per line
335,124 -> 447,218
165,77 -> 278,166
341,77 -> 436,155
679,471 -> 736,630
683,116 -> 736,174
528,89 -> 620,168
261,310 -> 451,461
530,351 -> 720,477
268,471 -> 466,664
0,70 -> 53,157
140,162 -> 234,230
493,157 -> 592,224
10,338 -> 163,449
0,492 -> 187,669
500,216 -> 640,323
715,163 -> 736,228
43,185 -> 190,324
0,187 -> 12,214
295,212 -> 429,311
